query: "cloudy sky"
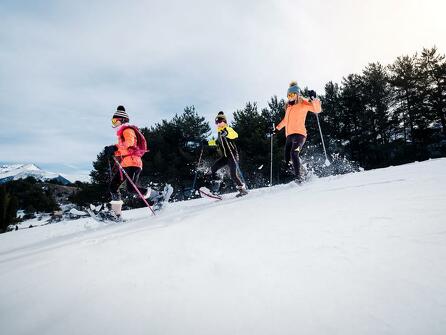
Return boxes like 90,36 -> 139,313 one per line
1,0 -> 445,176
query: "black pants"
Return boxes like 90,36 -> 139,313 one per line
211,156 -> 244,187
109,166 -> 147,200
284,134 -> 306,178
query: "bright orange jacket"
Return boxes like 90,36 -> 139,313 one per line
276,98 -> 322,137
114,126 -> 143,168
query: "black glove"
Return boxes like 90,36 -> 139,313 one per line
104,145 -> 118,157
308,90 -> 317,100
201,139 -> 209,146
271,128 -> 279,136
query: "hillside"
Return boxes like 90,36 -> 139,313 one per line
0,164 -> 71,184
0,159 -> 445,335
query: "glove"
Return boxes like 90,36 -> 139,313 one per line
219,128 -> 229,138
201,139 -> 209,146
104,145 -> 118,157
308,90 -> 317,100
271,128 -> 279,136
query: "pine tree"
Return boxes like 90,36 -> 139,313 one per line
0,186 -> 18,233
232,102 -> 271,187
361,62 -> 393,145
388,55 -> 423,142
418,47 -> 446,136
262,96 -> 287,184
339,74 -> 366,163
142,106 -> 211,199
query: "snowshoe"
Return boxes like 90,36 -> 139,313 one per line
87,204 -> 124,223
199,187 -> 223,200
150,184 -> 174,211
210,179 -> 225,194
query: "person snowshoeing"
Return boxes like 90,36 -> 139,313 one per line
273,81 -> 322,183
103,105 -> 170,220
206,111 -> 248,197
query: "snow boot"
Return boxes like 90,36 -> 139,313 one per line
236,184 -> 248,197
110,200 -> 123,215
294,177 -> 303,185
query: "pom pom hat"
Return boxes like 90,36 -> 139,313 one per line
215,111 -> 227,124
113,105 -> 129,121
287,81 -> 301,96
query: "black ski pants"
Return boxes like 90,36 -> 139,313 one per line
211,156 -> 244,187
109,166 -> 147,200
284,134 -> 306,178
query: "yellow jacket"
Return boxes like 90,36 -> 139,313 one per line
209,126 -> 239,158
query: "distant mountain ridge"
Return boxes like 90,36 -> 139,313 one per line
0,164 -> 72,185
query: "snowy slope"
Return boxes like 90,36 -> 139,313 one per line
0,159 -> 445,335
0,163 -> 72,184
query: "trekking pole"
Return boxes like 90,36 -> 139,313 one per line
270,122 -> 274,187
315,114 -> 331,167
222,136 -> 247,186
112,157 -> 156,216
191,143 -> 204,195
107,158 -> 113,183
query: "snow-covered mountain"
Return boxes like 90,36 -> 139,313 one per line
0,163 -> 73,184
0,159 -> 445,334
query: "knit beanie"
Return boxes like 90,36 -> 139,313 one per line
287,81 -> 301,96
215,111 -> 227,123
113,105 -> 129,121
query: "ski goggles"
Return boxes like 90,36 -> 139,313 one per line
287,92 -> 298,98
215,118 -> 226,124
111,118 -> 121,126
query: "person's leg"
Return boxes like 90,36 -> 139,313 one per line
109,169 -> 124,201
290,134 -> 306,180
228,157 -> 244,187
284,136 -> 292,165
210,157 -> 228,179
207,157 -> 228,193
124,167 -> 147,195
123,166 -> 167,207
108,169 -> 125,216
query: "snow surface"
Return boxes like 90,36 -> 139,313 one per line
60,172 -> 91,183
1,159 -> 445,335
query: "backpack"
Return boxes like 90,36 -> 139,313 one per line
117,125 -> 148,157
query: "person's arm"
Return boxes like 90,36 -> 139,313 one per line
219,126 -> 238,139
275,108 -> 288,131
302,98 -> 322,113
226,126 -> 238,139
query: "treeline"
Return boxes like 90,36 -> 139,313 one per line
321,47 -> 446,169
0,177 -> 60,233
5,46 -> 444,231
71,47 -> 446,204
